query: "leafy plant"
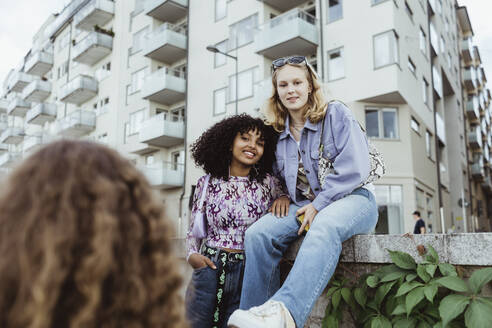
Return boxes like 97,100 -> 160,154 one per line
322,245 -> 492,328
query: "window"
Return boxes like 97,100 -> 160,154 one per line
97,133 -> 108,144
132,26 -> 149,54
411,117 -> 420,133
404,1 -> 413,21
327,48 -> 344,81
228,67 -> 258,101
126,84 -> 131,105
171,151 -> 182,170
328,0 -> 343,22
130,67 -> 147,93
229,14 -> 257,50
407,57 -> 416,76
422,78 -> 429,105
440,35 -> 445,54
365,107 -> 398,139
433,66 -> 442,98
124,122 -> 130,143
95,61 -> 111,81
430,22 -> 439,53
215,0 -> 226,21
419,27 -> 427,56
214,40 -> 227,67
129,109 -> 146,135
447,53 -> 452,69
134,0 -> 145,14
374,185 -> 404,234
58,32 -> 70,51
214,88 -> 227,115
373,30 -> 399,68
145,154 -> 154,166
426,130 -> 433,158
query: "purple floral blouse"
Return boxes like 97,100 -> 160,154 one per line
186,174 -> 287,259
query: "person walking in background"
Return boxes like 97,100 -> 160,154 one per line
185,114 -> 287,328
413,210 -> 426,234
228,56 -> 381,328
0,140 -> 187,328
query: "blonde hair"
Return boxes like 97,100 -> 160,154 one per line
263,62 -> 328,132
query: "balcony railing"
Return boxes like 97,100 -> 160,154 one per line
0,152 -> 22,168
45,0 -> 89,38
255,8 -> 318,59
22,80 -> 52,103
144,0 -> 188,22
466,97 -> 480,121
74,0 -> 115,30
463,67 -> 477,92
141,67 -> 186,105
0,143 -> 7,154
26,103 -> 57,125
0,99 -> 7,113
7,71 -> 35,93
461,38 -> 473,63
7,97 -> 30,117
143,23 -> 187,64
23,135 -> 48,153
0,127 -> 25,145
59,75 -> 98,105
72,32 -> 113,66
471,156 -> 485,180
57,110 -> 96,137
139,161 -> 184,189
468,125 -> 482,150
139,112 -> 184,147
25,50 -> 54,77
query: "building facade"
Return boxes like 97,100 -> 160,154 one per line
0,0 -> 491,242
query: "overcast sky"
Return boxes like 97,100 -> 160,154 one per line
0,0 -> 491,91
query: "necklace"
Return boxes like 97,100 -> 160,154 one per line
290,122 -> 304,133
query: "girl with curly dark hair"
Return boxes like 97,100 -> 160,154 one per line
0,140 -> 187,328
185,114 -> 289,328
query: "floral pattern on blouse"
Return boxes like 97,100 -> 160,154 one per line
186,174 -> 287,259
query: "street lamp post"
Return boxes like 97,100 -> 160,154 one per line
206,45 -> 238,115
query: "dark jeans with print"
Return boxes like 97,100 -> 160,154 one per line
185,258 -> 245,328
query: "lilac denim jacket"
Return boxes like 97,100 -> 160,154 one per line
274,101 -> 370,211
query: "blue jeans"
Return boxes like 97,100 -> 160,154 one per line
239,187 -> 378,327
185,256 -> 245,328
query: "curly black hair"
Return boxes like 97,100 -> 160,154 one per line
191,114 -> 278,181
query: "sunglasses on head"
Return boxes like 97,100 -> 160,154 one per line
271,56 -> 307,72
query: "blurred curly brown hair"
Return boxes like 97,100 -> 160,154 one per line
0,140 -> 188,328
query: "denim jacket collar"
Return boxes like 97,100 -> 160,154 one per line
279,115 -> 319,140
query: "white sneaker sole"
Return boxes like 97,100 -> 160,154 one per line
227,311 -> 283,328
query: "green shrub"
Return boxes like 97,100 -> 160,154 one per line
323,245 -> 492,328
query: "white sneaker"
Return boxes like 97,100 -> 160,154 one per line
227,300 -> 296,328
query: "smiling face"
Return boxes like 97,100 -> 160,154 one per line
230,128 -> 265,169
275,64 -> 312,115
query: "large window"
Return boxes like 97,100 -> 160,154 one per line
411,117 -> 420,133
365,107 -> 398,139
373,30 -> 399,68
327,0 -> 343,22
419,27 -> 427,56
229,14 -> 257,50
426,130 -> 433,159
422,78 -> 429,105
130,67 -> 147,93
228,67 -> 259,102
374,185 -> 404,234
132,26 -> 149,54
215,0 -> 227,21
214,40 -> 227,67
214,88 -> 227,115
129,109 -> 146,135
327,47 -> 344,81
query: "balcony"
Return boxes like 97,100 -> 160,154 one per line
7,72 -> 35,93
0,127 -> 25,145
461,38 -> 473,63
0,144 -> 7,155
141,67 -> 186,105
468,126 -> 482,150
255,8 -> 318,60
471,156 -> 485,180
139,112 -> 184,147
0,119 -> 6,132
0,99 -> 7,113
466,97 -> 480,121
57,110 -> 96,137
482,174 -> 492,193
7,98 -> 30,117
25,50 -> 53,76
143,23 -> 187,64
259,0 -> 307,11
144,0 -> 188,23
59,75 -> 98,105
74,0 -> 115,31
463,67 -> 477,92
22,80 -> 51,103
23,135 -> 46,153
26,103 -> 57,125
72,32 -> 113,66
0,152 -> 21,168
140,162 -> 184,189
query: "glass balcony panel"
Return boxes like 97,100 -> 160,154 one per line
22,80 -> 52,103
57,110 -> 96,137
59,75 -> 98,105
7,72 -> 35,93
25,50 -> 54,76
471,156 -> 485,180
467,125 -> 482,150
461,38 -> 473,63
466,97 -> 480,121
0,127 -> 25,145
143,23 -> 187,64
144,0 -> 188,22
72,32 -> 113,66
141,67 -> 186,105
139,161 -> 184,189
255,8 -> 318,59
463,67 -> 477,92
0,99 -> 8,113
26,103 -> 57,125
7,98 -> 30,117
74,0 -> 115,31
138,112 -> 184,147
0,152 -> 22,168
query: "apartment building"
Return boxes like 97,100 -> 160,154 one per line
0,0 -> 189,232
0,0 -> 490,241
